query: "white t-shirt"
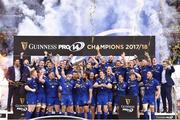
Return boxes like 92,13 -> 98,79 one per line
161,69 -> 166,84
14,66 -> 21,81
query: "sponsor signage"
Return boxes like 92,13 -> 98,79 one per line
119,96 -> 137,119
14,36 -> 155,58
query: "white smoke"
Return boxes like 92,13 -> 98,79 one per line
0,0 -> 179,61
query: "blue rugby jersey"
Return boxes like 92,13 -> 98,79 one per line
127,79 -> 139,96
37,78 -> 46,95
26,78 -> 38,96
144,78 -> 159,96
44,77 -> 59,98
151,64 -> 163,83
78,79 -> 92,97
113,66 -> 126,80
60,77 -> 74,95
96,77 -> 111,96
106,74 -> 116,93
140,65 -> 152,82
125,68 -> 140,81
115,81 -> 127,96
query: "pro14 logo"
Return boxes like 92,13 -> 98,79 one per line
58,42 -> 85,52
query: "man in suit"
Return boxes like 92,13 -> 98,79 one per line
161,60 -> 175,113
19,52 -> 31,105
5,52 -> 31,111
5,59 -> 21,111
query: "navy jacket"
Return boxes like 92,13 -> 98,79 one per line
6,58 -> 30,83
6,66 -> 16,82
162,66 -> 175,86
20,58 -> 30,82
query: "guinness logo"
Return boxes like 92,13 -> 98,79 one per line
125,99 -> 131,105
21,42 -> 28,50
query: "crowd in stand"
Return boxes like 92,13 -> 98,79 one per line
0,32 -> 15,56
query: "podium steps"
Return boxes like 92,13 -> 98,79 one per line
0,110 -> 13,120
0,111 -> 177,119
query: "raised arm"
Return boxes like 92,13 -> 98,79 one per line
90,56 -> 99,68
135,72 -> 142,81
55,62 -> 61,79
43,51 -> 48,63
121,52 -> 126,67
20,52 -> 25,67
144,51 -> 152,65
168,60 -> 175,73
25,84 -> 36,92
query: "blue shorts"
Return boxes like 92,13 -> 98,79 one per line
129,95 -> 140,105
108,92 -> 113,103
114,95 -> 124,105
143,95 -> 155,105
37,94 -> 46,104
61,94 -> 73,106
26,94 -> 37,105
73,94 -> 78,106
46,97 -> 60,106
97,94 -> 108,105
134,96 -> 140,105
77,95 -> 88,106
91,95 -> 97,106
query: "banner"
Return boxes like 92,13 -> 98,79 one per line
10,85 -> 27,119
14,36 -> 155,59
118,96 -> 137,119
12,36 -> 155,119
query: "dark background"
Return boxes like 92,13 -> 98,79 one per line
14,36 -> 155,59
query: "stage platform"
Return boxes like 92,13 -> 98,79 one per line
0,110 -> 177,120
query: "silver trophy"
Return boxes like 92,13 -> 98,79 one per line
70,56 -> 87,65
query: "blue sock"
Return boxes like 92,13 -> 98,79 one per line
35,112 -> 40,117
109,111 -> 113,117
80,112 -> 84,118
144,111 -> 149,120
55,112 -> 59,115
67,112 -> 74,116
157,99 -> 160,111
151,112 -> 155,120
97,112 -> 101,120
61,112 -> 65,115
77,113 -> 81,117
87,112 -> 91,119
40,111 -> 45,116
48,112 -> 52,116
104,112 -> 108,120
74,112 -> 77,116
26,111 -> 32,119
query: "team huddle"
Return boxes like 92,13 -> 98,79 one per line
6,51 -> 175,120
